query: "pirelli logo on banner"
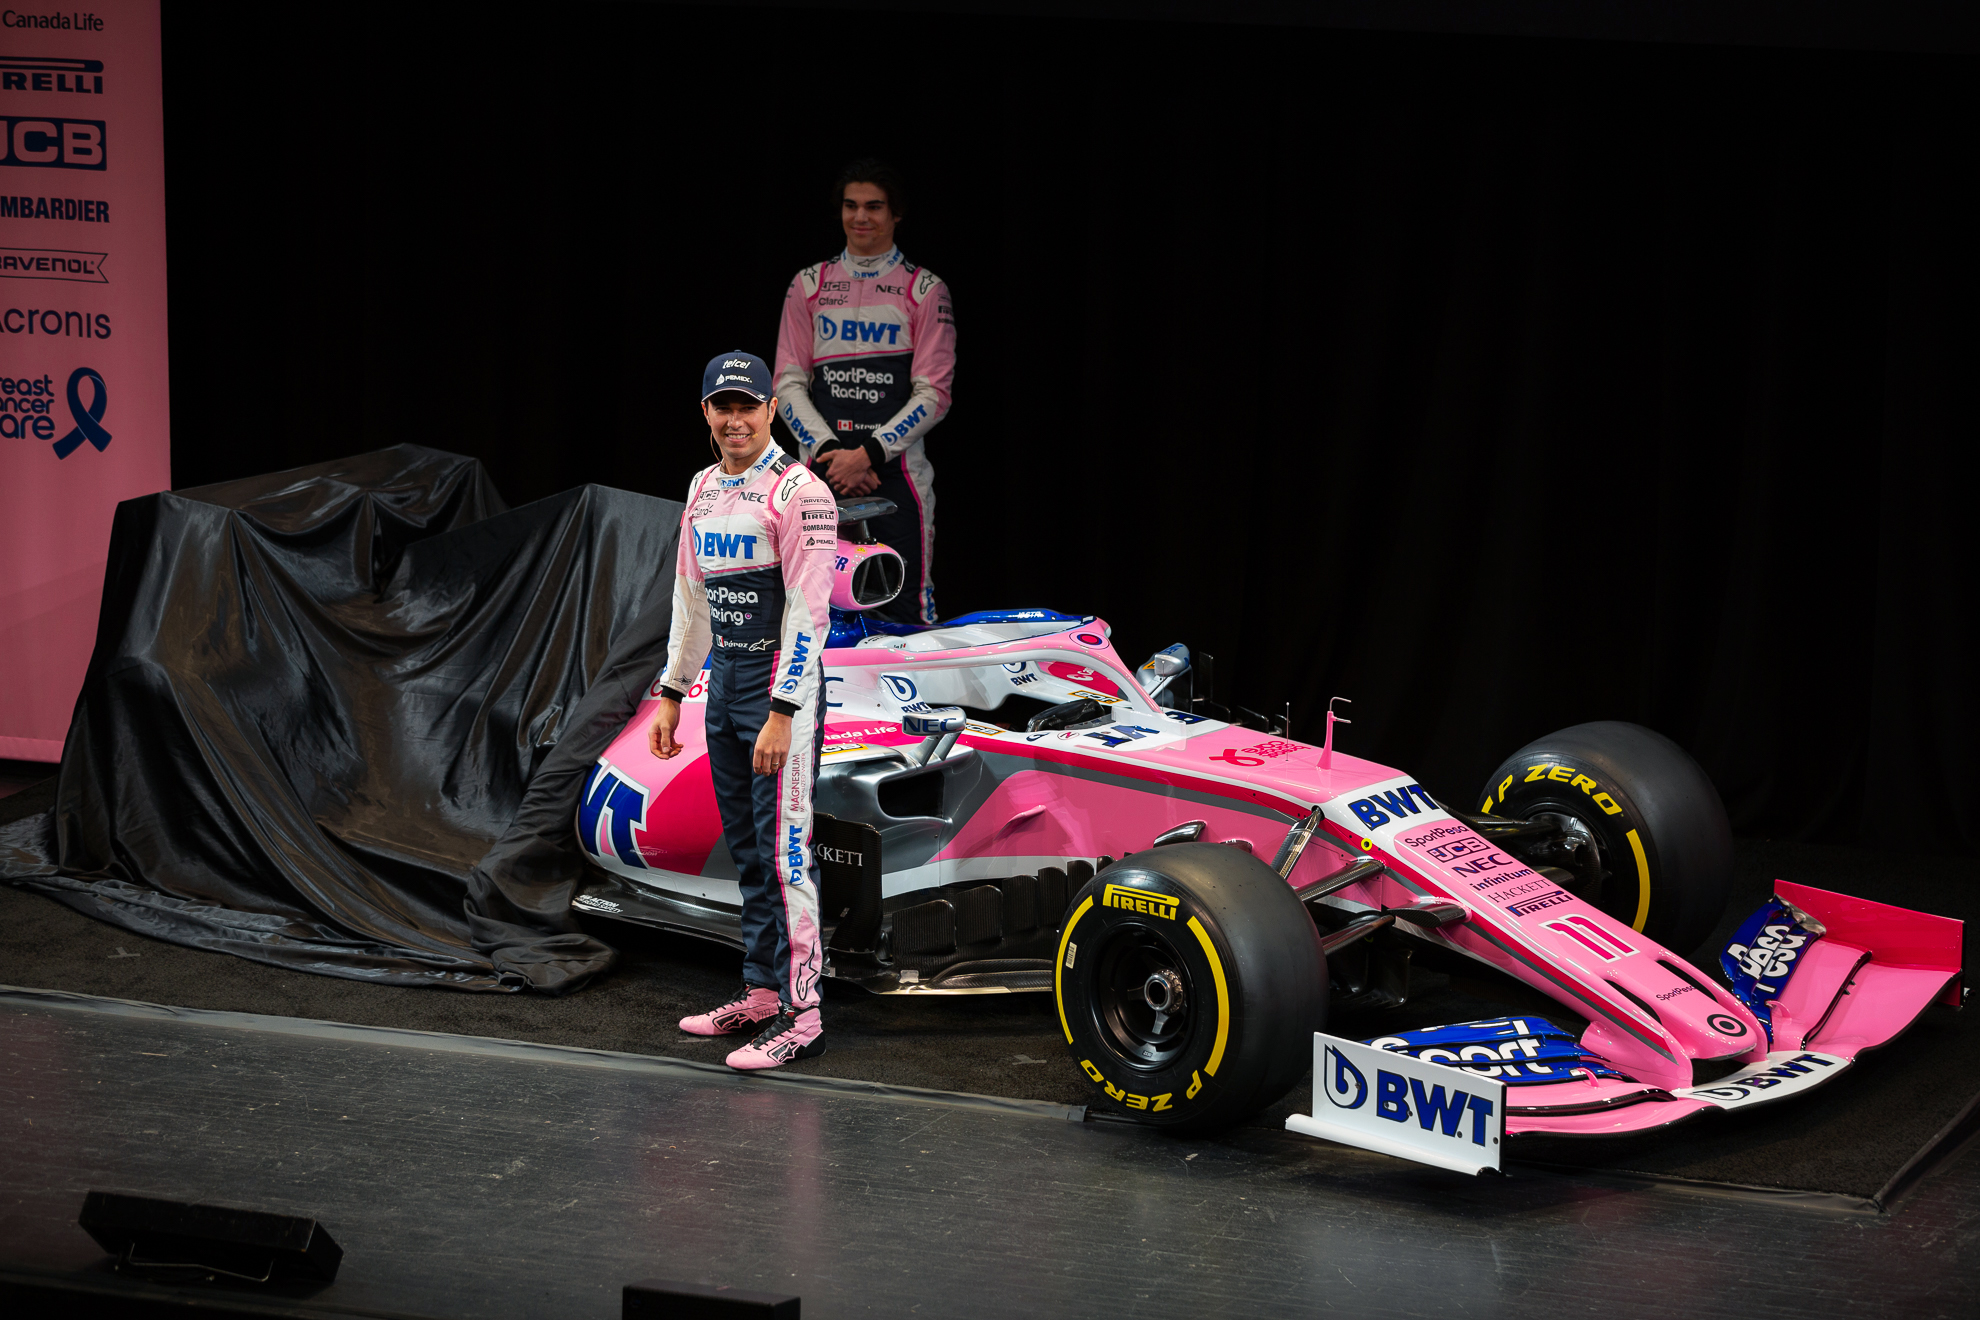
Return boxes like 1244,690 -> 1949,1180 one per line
1103,884 -> 1178,921
1,117 -> 105,170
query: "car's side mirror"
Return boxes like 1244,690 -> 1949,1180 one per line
1138,643 -> 1190,700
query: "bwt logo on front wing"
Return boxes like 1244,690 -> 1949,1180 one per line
1,55 -> 104,94
0,116 -> 104,170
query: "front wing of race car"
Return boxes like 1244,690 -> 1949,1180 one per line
1289,880 -> 1964,1170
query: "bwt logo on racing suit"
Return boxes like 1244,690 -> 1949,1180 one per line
777,632 -> 812,694
875,403 -> 927,446
1322,1046 -> 1497,1146
786,824 -> 809,888
817,316 -> 903,345
696,529 -> 759,559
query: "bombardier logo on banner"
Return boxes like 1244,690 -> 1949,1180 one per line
0,3 -> 170,762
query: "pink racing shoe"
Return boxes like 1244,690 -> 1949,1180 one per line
679,986 -> 781,1037
725,1008 -> 826,1070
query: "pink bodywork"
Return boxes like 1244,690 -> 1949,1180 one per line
582,617 -> 1964,1138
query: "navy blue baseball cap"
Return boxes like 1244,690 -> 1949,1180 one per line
701,351 -> 774,402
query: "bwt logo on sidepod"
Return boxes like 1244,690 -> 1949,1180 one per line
1,116 -> 105,170
1347,784 -> 1439,830
1322,1045 -> 1496,1146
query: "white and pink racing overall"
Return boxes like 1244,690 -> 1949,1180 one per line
774,246 -> 955,625
657,440 -> 839,1011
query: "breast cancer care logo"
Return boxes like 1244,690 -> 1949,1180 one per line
51,365 -> 108,458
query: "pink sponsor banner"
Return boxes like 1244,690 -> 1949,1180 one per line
0,2 -> 169,762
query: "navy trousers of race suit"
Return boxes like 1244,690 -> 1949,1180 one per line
704,649 -> 828,1010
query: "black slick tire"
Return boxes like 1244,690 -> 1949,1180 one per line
1055,842 -> 1327,1133
1479,721 -> 1732,957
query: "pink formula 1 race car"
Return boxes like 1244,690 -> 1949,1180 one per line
573,503 -> 1965,1166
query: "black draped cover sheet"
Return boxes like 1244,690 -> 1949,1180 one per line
0,446 -> 681,991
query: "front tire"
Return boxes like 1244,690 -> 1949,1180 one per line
1055,843 -> 1326,1133
1479,721 -> 1732,957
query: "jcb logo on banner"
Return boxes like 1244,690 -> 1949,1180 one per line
1,115 -> 106,168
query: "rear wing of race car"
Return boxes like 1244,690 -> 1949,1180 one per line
1286,881 -> 1964,1171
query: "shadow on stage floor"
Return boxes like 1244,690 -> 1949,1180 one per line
1,986 -> 1976,1320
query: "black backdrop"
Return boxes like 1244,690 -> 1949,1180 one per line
156,3 -> 1977,851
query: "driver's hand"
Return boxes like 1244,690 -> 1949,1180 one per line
818,446 -> 880,496
753,712 -> 794,776
648,698 -> 684,759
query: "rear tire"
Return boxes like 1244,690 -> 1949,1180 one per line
1479,721 -> 1732,957
1055,843 -> 1327,1133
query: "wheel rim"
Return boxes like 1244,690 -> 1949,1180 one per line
1093,924 -> 1194,1070
1528,804 -> 1633,925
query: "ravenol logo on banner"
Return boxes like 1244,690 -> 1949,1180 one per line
4,365 -> 108,454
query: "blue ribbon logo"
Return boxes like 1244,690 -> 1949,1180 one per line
52,366 -> 110,459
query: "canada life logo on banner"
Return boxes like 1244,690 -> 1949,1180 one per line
0,3 -> 170,762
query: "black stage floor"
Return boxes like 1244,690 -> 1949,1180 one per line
5,760 -> 1975,1202
3,986 -> 1978,1320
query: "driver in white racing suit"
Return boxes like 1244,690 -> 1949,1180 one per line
648,351 -> 839,1070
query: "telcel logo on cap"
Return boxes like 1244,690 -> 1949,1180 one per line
724,358 -> 753,368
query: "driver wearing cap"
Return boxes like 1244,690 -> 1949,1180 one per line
648,351 -> 840,1069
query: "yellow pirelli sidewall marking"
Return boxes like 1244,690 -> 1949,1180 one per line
1102,883 -> 1179,920
1626,828 -> 1651,931
1056,896 -> 1095,1044
1186,916 -> 1230,1077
